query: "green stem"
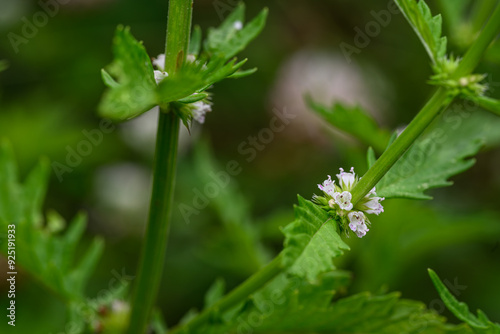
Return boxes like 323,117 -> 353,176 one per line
169,254 -> 284,334
352,1 -> 500,205
351,88 -> 452,204
127,0 -> 192,333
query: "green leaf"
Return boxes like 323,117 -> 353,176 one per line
177,92 -> 209,104
98,25 -> 157,121
204,4 -> 268,62
377,105 -> 500,199
189,25 -> 202,57
281,196 -> 350,283
101,68 -> 120,88
151,310 -> 168,334
194,270 -> 469,334
0,141 -> 103,303
307,99 -> 391,153
204,278 -> 226,309
395,0 -> 448,64
227,67 -> 257,79
157,56 -> 246,104
428,269 -> 500,333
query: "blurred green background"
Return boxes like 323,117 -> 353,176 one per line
1,0 -> 499,332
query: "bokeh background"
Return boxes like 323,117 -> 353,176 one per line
1,0 -> 500,332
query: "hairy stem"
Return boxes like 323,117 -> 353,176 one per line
127,0 -> 193,333
169,254 -> 284,334
352,1 -> 500,204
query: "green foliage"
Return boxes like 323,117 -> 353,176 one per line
204,4 -> 268,62
193,270 -> 470,334
429,269 -> 500,333
307,99 -> 391,153
99,6 -> 267,123
281,196 -> 350,282
192,142 -> 270,275
99,26 -> 157,121
376,106 -> 500,199
395,0 -> 448,65
157,56 -> 246,105
0,141 -> 103,303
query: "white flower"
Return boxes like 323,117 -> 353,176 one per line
152,54 -> 212,124
152,54 -> 168,84
154,70 -> 168,84
315,167 -> 384,238
234,21 -> 243,30
363,197 -> 384,215
336,167 -> 356,190
334,191 -> 353,211
192,101 -> 212,124
153,54 -> 166,71
318,175 -> 336,197
348,211 -> 369,238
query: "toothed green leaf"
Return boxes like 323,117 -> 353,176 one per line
98,25 -> 157,121
281,196 -> 350,283
308,99 -> 391,153
429,269 -> 500,333
205,4 -> 268,62
193,270 -> 470,333
395,0 -> 448,64
377,105 -> 500,199
0,141 -> 103,302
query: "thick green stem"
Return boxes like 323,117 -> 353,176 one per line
352,2 -> 500,205
169,254 -> 284,334
127,0 -> 192,333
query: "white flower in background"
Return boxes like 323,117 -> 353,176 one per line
315,167 -> 384,238
152,53 -> 168,84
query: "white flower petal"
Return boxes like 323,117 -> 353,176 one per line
336,167 -> 356,190
192,101 -> 212,124
318,175 -> 336,197
154,70 -> 168,84
153,54 -> 166,71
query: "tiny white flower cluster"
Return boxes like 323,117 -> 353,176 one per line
152,54 -> 212,124
316,167 -> 384,238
